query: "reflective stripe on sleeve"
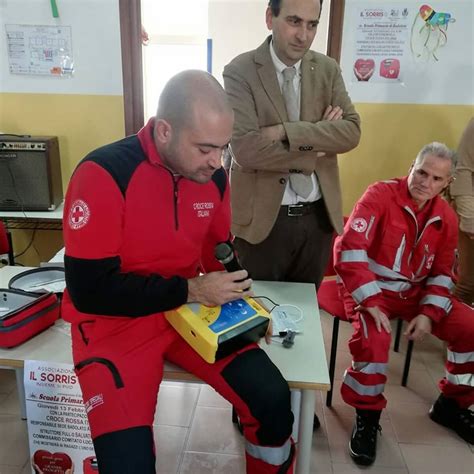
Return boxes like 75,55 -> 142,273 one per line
378,280 -> 412,292
352,281 -> 381,303
245,439 -> 291,466
419,295 -> 453,312
352,361 -> 388,375
342,371 -> 385,396
445,372 -> 474,387
360,314 -> 369,339
393,234 -> 406,273
447,350 -> 474,364
340,250 -> 369,263
368,259 -> 409,281
426,276 -> 455,291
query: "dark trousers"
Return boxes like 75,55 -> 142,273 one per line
235,200 -> 334,289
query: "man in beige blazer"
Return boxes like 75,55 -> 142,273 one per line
223,0 -> 360,289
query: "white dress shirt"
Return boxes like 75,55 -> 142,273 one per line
269,41 -> 321,205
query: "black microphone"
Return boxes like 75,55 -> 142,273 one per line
214,241 -> 250,289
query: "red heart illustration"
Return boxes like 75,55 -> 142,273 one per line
33,450 -> 72,473
354,59 -> 375,81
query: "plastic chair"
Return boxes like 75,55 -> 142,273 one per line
317,224 -> 414,407
0,222 -> 14,265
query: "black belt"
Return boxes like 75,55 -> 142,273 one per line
279,200 -> 321,217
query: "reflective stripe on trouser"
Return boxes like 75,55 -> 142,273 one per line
70,313 -> 295,473
245,439 -> 296,474
433,298 -> 474,408
339,288 -> 474,410
340,309 -> 392,411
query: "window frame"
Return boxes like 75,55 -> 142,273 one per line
119,0 -> 345,136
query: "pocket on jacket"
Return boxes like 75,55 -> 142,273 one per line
230,167 -> 255,226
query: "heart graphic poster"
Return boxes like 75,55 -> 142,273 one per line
25,360 -> 96,474
340,0 -> 473,105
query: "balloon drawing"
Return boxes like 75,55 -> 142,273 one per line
410,4 -> 456,61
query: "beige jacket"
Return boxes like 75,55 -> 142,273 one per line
223,37 -> 361,244
451,118 -> 474,233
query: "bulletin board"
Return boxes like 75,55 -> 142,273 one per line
338,0 -> 473,105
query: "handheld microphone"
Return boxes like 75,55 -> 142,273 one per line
214,241 -> 250,290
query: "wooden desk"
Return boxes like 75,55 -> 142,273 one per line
0,266 -> 329,474
0,202 -> 64,230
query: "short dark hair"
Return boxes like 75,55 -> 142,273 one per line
268,0 -> 323,17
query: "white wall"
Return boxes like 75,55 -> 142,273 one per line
0,0 -> 122,95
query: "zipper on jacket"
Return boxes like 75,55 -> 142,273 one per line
173,176 -> 180,230
155,164 -> 181,231
403,206 -> 442,277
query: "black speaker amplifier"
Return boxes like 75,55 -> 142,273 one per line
0,135 -> 63,211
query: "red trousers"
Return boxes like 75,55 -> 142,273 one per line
340,290 -> 474,411
71,313 -> 295,473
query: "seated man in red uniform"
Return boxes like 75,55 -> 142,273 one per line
62,70 -> 295,474
334,142 -> 474,466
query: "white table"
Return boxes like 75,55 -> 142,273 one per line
0,202 -> 64,230
0,266 -> 329,474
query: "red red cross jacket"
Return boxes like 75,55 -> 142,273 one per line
62,118 -> 230,323
334,178 -> 459,323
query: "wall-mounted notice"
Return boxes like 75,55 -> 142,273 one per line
340,1 -> 473,104
5,24 -> 74,77
24,360 -> 97,474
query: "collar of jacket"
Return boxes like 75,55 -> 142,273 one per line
137,117 -> 166,167
254,35 -> 320,123
393,177 -> 443,217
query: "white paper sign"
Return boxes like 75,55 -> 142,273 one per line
24,360 -> 96,474
340,1 -> 474,104
5,24 -> 74,77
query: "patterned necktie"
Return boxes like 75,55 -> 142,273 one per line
282,67 -> 313,199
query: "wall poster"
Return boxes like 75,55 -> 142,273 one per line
24,360 -> 97,474
5,24 -> 74,77
340,1 -> 473,104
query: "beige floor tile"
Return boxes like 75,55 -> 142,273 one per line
0,414 -> 29,467
153,425 -> 188,474
325,414 -> 405,469
154,382 -> 201,427
387,401 -> 464,446
399,443 -> 474,473
197,385 -> 231,409
186,406 -> 244,455
309,436 -> 333,473
425,366 -> 445,386
179,452 -> 245,474
313,392 -> 330,439
384,370 -> 439,407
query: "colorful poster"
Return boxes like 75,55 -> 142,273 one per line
352,7 -> 410,83
24,360 -> 97,474
340,1 -> 473,104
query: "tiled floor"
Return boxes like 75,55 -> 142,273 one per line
0,312 -> 473,473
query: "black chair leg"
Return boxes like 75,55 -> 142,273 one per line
394,318 -> 403,352
402,339 -> 414,387
326,317 -> 340,407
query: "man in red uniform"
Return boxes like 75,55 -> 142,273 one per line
334,142 -> 474,466
62,71 -> 295,473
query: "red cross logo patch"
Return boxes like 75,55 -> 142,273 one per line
351,217 -> 368,233
68,200 -> 90,230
